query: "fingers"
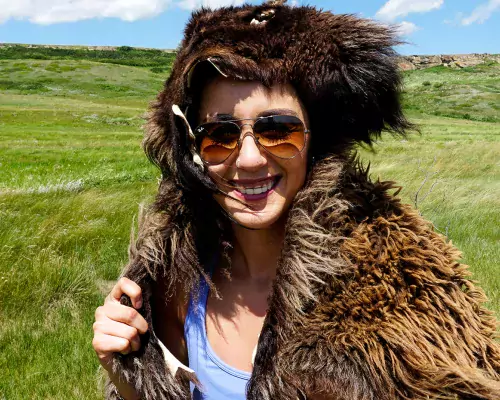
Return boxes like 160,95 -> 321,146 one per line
96,302 -> 149,334
93,278 -> 149,368
92,332 -> 132,359
93,319 -> 142,353
109,277 -> 143,309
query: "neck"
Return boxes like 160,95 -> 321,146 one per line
230,219 -> 285,283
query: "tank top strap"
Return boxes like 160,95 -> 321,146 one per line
184,260 -> 251,399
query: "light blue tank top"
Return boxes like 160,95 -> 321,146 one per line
184,276 -> 251,399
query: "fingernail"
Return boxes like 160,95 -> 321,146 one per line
136,300 -> 143,309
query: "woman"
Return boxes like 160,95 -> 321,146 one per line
92,3 -> 500,400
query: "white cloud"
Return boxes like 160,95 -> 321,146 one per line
395,21 -> 420,36
177,0 -> 244,11
376,0 -> 444,22
0,0 -> 251,23
0,0 -> 172,24
443,12 -> 463,26
461,0 -> 500,26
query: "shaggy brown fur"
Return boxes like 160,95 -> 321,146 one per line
105,155 -> 500,399
103,3 -> 500,400
248,158 -> 500,400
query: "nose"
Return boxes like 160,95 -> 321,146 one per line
236,130 -> 267,171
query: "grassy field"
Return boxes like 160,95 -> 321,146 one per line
0,44 -> 176,73
0,51 -> 499,399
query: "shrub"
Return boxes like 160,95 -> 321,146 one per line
58,65 -> 77,72
422,81 -> 431,86
12,62 -> 30,70
0,80 -> 19,90
150,67 -> 167,74
75,64 -> 92,70
423,65 -> 448,74
45,62 -> 62,72
483,59 -> 498,67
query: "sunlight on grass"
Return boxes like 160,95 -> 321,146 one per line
0,57 -> 499,399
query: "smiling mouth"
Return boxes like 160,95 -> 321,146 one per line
231,176 -> 281,196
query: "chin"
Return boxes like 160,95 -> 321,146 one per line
231,212 -> 281,230
223,199 -> 286,230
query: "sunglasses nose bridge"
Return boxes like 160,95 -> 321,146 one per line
237,123 -> 259,149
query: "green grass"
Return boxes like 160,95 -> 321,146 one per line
0,45 -> 176,73
401,63 -> 500,123
0,59 -> 159,399
0,54 -> 499,399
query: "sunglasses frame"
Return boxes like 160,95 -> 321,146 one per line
193,115 -> 310,165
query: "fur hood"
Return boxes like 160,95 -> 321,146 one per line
103,3 -> 500,399
143,2 -> 411,173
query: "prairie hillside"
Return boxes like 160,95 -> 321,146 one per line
0,47 -> 499,399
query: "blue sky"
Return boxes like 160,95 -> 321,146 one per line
0,0 -> 498,55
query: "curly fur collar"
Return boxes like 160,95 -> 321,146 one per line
104,156 -> 500,400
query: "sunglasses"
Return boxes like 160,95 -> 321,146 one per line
193,115 -> 310,165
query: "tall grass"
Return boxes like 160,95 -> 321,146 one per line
0,56 -> 499,399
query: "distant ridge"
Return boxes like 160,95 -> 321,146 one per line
1,43 -> 498,71
0,43 -> 175,53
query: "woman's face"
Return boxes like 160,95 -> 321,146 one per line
198,77 -> 310,229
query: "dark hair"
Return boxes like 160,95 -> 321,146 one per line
186,61 -> 225,128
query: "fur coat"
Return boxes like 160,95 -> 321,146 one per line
103,3 -> 500,399
104,156 -> 500,400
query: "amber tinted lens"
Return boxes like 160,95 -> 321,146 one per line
253,115 -> 306,159
195,121 -> 240,164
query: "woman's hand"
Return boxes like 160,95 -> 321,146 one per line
92,277 -> 149,372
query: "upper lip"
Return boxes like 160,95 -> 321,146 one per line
230,175 -> 280,187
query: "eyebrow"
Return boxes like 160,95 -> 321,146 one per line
203,108 -> 299,123
257,108 -> 299,118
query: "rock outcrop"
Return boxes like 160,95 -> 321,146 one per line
397,54 -> 500,71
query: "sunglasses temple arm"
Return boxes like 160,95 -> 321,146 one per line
172,104 -> 204,170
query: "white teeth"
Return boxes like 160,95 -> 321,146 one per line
238,180 -> 274,195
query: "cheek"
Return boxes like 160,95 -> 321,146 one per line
283,157 -> 308,196
207,165 -> 230,186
